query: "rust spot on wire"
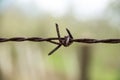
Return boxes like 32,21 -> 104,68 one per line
0,23 -> 120,55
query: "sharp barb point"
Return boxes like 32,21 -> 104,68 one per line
48,45 -> 62,56
66,28 -> 73,39
55,23 -> 62,44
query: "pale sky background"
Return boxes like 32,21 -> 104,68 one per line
1,0 -> 111,20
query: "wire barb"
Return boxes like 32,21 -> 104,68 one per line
0,23 -> 120,55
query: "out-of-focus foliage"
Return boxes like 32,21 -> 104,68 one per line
108,0 -> 120,15
105,0 -> 120,28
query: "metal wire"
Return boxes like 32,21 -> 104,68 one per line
0,24 -> 120,55
0,37 -> 120,43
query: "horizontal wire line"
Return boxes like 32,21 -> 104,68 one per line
0,37 -> 119,43
0,23 -> 120,55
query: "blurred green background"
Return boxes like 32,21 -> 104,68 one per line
0,0 -> 120,80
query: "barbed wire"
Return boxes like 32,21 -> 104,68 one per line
0,23 -> 120,55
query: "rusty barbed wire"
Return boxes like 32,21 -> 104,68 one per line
0,23 -> 120,55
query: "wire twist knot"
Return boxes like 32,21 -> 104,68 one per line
62,36 -> 72,47
48,24 -> 74,55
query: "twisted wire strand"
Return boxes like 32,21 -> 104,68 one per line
0,37 -> 119,43
0,23 -> 120,55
